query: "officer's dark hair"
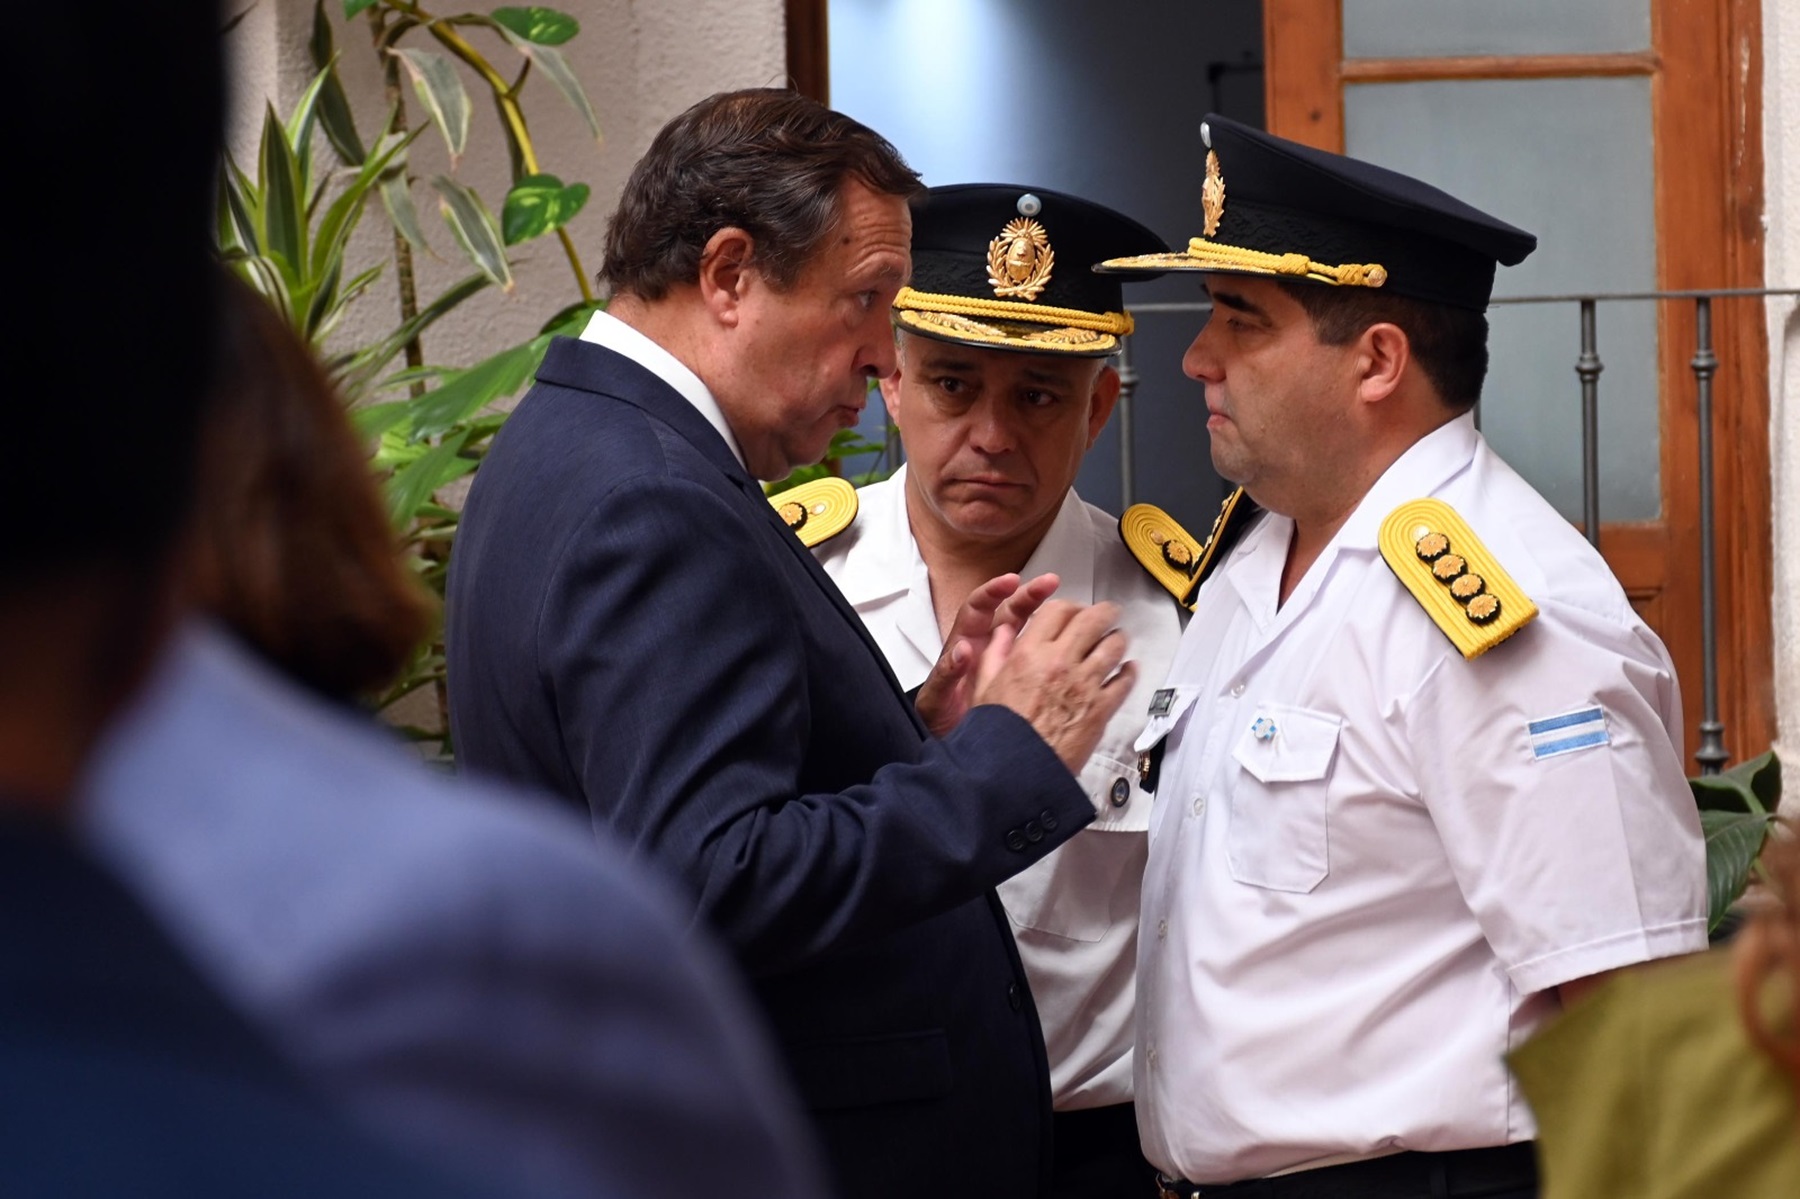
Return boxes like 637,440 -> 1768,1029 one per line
599,88 -> 921,301
1276,281 -> 1490,414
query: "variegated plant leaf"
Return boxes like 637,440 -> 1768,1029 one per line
499,31 -> 600,143
391,47 -> 471,166
431,176 -> 513,291
490,6 -> 579,45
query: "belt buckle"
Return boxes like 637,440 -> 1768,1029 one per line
1155,1172 -> 1191,1199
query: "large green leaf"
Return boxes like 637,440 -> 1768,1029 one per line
1701,807 -> 1779,932
283,65 -> 336,198
1691,749 -> 1781,813
343,0 -> 379,18
431,176 -> 513,291
351,399 -> 413,439
501,173 -> 590,245
391,47 -> 471,166
257,103 -> 306,273
490,6 -> 579,44
337,271 -> 492,398
500,32 -> 601,142
310,2 -> 367,165
405,334 -> 549,440
384,428 -> 477,526
216,162 -> 261,255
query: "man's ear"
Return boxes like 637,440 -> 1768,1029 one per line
877,361 -> 906,431
1355,321 -> 1410,408
697,227 -> 755,327
1085,363 -> 1123,450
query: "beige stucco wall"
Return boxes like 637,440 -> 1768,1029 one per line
1766,0 -> 1798,800
224,0 -> 786,369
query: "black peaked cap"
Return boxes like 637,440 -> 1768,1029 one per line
1097,113 -> 1536,311
894,183 -> 1167,357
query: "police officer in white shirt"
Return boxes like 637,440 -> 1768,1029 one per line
1094,115 -> 1709,1199
808,184 -> 1187,1198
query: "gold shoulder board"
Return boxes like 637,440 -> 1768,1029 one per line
768,476 -> 858,548
1378,498 -> 1537,659
1121,504 -> 1203,608
1120,487 -> 1255,611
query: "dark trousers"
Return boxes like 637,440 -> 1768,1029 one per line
1052,1103 -> 1155,1199
1154,1142 -> 1538,1199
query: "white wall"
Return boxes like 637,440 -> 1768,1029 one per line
225,0 -> 787,370
1766,0 -> 1798,803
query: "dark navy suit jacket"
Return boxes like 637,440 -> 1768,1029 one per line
447,336 -> 1098,1198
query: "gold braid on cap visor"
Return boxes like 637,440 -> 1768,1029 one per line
892,287 -> 1136,335
1185,237 -> 1388,287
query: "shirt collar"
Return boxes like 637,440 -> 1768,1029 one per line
833,467 -> 923,607
579,310 -> 747,470
1020,487 -> 1098,604
1336,412 -> 1480,550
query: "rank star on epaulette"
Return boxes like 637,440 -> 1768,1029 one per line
1378,498 -> 1537,658
1120,487 -> 1259,611
767,476 -> 858,548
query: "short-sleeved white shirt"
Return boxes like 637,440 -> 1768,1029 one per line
815,467 -> 1186,1109
1135,414 -> 1707,1183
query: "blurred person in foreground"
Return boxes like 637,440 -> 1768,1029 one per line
1100,115 -> 1707,1198
1510,820 -> 1800,1198
809,184 -> 1186,1198
184,269 -> 433,706
0,3 -> 481,1194
74,273 -> 830,1199
447,88 -> 1139,1199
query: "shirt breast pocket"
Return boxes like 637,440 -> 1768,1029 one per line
1226,704 -> 1341,894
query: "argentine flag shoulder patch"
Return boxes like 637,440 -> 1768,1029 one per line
1528,706 -> 1611,761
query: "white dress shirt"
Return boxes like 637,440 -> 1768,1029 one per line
1134,413 -> 1708,1183
580,310 -> 747,470
815,467 -> 1187,1109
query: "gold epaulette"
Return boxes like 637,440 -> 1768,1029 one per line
1378,498 -> 1537,659
1120,487 -> 1255,611
768,476 -> 857,548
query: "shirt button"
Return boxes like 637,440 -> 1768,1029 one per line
1230,680 -> 1246,697
1157,918 -> 1167,939
1007,982 -> 1023,1011
1192,795 -> 1205,816
1109,777 -> 1130,807
1147,1047 -> 1158,1069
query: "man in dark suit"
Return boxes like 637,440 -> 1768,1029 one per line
447,89 -> 1140,1198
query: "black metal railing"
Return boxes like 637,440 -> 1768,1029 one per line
1117,287 -> 1800,774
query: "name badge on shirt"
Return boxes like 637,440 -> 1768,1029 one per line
1527,706 -> 1611,760
1149,688 -> 1176,717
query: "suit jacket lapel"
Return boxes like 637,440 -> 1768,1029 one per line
533,337 -> 929,737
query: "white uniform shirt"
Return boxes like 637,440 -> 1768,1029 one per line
1136,414 -> 1707,1182
815,467 -> 1187,1109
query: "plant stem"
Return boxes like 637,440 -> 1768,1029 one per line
387,0 -> 594,303
369,6 -> 427,394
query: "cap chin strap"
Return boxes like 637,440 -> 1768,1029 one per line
1185,238 -> 1389,288
893,287 -> 1135,335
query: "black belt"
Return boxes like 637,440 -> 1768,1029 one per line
1155,1142 -> 1537,1199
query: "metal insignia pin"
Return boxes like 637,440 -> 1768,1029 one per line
1251,716 -> 1277,742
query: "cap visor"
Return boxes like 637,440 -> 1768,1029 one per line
894,308 -> 1120,357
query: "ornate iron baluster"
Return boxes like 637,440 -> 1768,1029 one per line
1692,296 -> 1728,774
1576,299 -> 1603,548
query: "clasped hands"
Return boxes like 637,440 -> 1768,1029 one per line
914,573 -> 1135,774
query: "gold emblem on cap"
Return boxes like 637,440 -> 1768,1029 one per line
1202,150 -> 1226,237
987,217 -> 1055,302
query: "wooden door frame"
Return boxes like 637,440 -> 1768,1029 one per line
1263,0 -> 1775,766
786,0 -> 830,102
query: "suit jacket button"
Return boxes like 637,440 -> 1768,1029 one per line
1006,829 -> 1027,852
1007,982 -> 1023,1011
1024,820 -> 1044,844
1040,809 -> 1059,832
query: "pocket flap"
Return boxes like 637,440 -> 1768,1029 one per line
1135,685 -> 1202,753
1231,704 -> 1342,783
